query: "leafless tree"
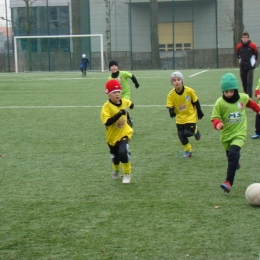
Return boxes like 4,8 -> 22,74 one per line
218,0 -> 244,67
71,0 -> 81,69
22,0 -> 36,71
150,0 -> 160,69
104,0 -> 111,64
233,0 -> 244,67
2,0 -> 37,71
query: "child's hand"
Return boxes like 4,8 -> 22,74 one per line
216,122 -> 223,130
257,95 -> 260,100
119,109 -> 127,115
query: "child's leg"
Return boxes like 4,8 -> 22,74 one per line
255,113 -> 260,135
117,137 -> 131,166
226,145 -> 241,186
118,137 -> 132,183
109,143 -> 120,179
177,124 -> 189,146
177,124 -> 194,157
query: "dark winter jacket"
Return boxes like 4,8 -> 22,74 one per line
236,40 -> 258,70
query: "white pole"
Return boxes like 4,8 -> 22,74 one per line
100,34 -> 104,72
14,37 -> 18,73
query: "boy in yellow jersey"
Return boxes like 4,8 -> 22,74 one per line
108,60 -> 139,127
166,71 -> 204,158
101,79 -> 134,184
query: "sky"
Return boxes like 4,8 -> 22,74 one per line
0,0 -> 11,27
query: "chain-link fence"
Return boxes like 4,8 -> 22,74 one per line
1,0 -> 260,72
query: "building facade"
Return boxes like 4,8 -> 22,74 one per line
4,0 -> 260,72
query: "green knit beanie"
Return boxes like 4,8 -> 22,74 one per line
220,73 -> 239,92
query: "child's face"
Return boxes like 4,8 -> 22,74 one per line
172,77 -> 183,92
223,90 -> 235,98
109,91 -> 121,104
110,65 -> 119,73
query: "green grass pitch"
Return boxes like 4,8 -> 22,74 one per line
1,69 -> 260,259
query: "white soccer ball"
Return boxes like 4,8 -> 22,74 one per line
82,54 -> 86,58
245,183 -> 260,206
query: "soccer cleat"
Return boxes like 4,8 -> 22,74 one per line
236,162 -> 241,170
251,134 -> 260,139
112,170 -> 120,180
122,174 -> 131,184
183,151 -> 192,158
194,125 -> 201,140
220,181 -> 231,193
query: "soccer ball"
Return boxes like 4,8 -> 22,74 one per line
245,183 -> 260,206
82,54 -> 86,58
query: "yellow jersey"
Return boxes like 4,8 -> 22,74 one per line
166,86 -> 198,124
101,98 -> 133,146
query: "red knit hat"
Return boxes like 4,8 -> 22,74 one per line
105,79 -> 122,95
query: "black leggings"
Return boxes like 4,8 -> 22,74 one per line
176,123 -> 196,145
108,136 -> 130,164
240,68 -> 254,98
254,113 -> 260,135
226,145 -> 240,186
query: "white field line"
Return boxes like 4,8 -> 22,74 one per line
189,70 -> 208,77
0,104 -> 214,109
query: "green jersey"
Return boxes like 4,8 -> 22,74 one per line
211,93 -> 250,143
108,71 -> 133,100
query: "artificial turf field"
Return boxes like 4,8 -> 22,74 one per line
1,69 -> 260,259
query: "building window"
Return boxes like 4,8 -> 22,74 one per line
184,43 -> 191,50
175,43 -> 182,50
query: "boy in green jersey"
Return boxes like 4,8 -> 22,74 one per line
101,79 -> 134,184
211,73 -> 260,193
108,60 -> 139,127
166,71 -> 204,158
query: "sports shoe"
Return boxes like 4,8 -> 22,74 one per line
194,125 -> 201,140
183,151 -> 192,158
220,181 -> 231,193
236,162 -> 241,170
112,170 -> 120,180
122,174 -> 131,184
251,134 -> 260,139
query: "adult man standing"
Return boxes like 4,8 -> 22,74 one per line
236,32 -> 258,98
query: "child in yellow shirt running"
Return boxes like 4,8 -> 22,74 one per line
101,79 -> 134,184
166,71 -> 204,158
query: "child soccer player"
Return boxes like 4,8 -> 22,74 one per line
80,54 -> 90,77
108,60 -> 139,127
166,71 -> 204,158
101,79 -> 134,184
211,73 -> 260,193
251,78 -> 260,139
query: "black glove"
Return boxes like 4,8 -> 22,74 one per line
169,108 -> 176,118
198,110 -> 204,120
119,109 -> 126,115
135,83 -> 140,89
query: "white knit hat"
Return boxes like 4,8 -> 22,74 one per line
170,71 -> 184,83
